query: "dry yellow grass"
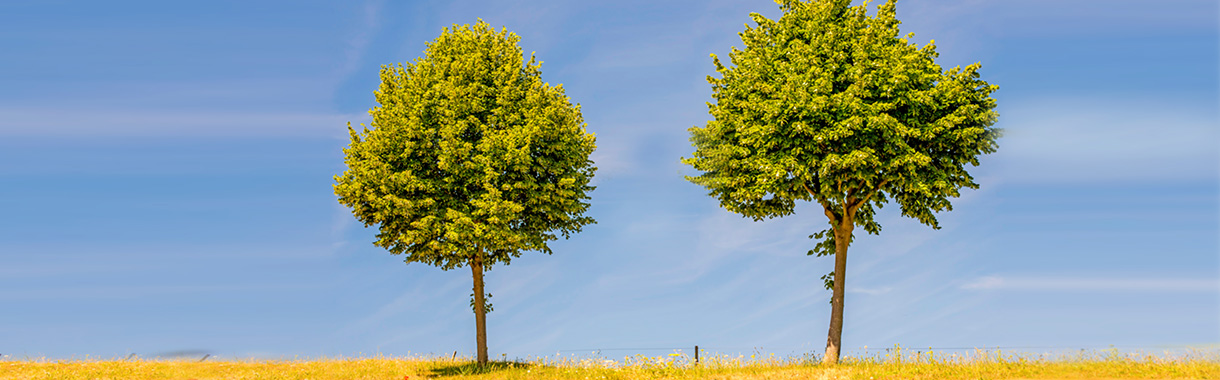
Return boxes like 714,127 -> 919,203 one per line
2,349 -> 1216,380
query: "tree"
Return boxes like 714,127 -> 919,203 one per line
334,20 -> 596,365
683,0 -> 999,364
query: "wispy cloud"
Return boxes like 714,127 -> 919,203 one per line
980,0 -> 1218,37
0,107 -> 367,138
848,286 -> 894,295
0,283 -> 324,300
900,0 -> 1216,42
329,202 -> 360,257
334,0 -> 386,83
993,97 -> 1219,183
334,273 -> 468,338
961,275 -> 1220,292
0,262 -> 149,279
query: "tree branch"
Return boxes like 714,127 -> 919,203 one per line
802,180 -> 817,197
822,201 -> 840,224
807,180 -> 842,223
847,179 -> 889,214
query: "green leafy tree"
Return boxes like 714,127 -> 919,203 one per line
683,0 -> 999,364
334,20 -> 596,365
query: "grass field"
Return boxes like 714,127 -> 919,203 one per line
2,348 -> 1217,379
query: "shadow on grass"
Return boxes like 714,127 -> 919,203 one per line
427,360 -> 532,377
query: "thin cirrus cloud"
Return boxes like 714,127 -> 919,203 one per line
981,0 -> 1218,37
334,0 -> 386,82
961,275 -> 1220,292
0,107 -> 366,138
992,97 -> 1219,183
0,282 -> 324,301
899,0 -> 1217,40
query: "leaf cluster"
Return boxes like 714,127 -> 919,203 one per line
469,292 -> 493,313
334,20 -> 597,271
684,0 -> 1000,241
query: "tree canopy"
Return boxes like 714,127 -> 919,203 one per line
335,20 -> 597,270
333,20 -> 596,364
687,0 -> 999,230
683,0 -> 999,364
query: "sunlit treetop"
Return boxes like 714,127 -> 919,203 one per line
686,0 -> 1000,242
335,20 -> 597,271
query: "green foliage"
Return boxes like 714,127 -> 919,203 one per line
806,229 -> 851,258
470,292 -> 493,313
684,0 -> 999,241
334,20 -> 597,271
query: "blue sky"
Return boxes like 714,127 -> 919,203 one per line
1,0 -> 1217,360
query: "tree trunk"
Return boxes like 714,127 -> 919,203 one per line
471,254 -> 489,365
822,220 -> 852,365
